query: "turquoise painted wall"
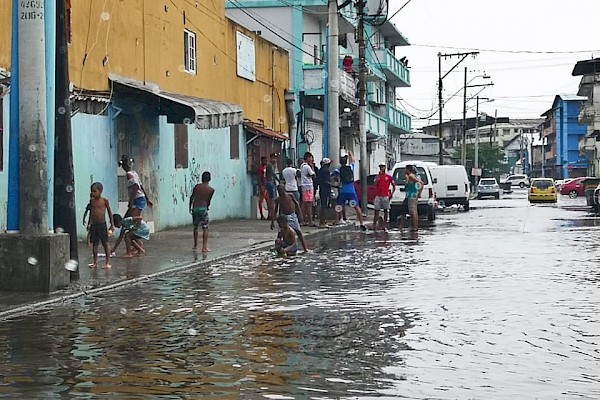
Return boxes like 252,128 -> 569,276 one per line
157,117 -> 251,230
0,95 -> 8,231
71,114 -> 118,238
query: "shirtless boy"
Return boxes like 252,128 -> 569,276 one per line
88,182 -> 114,268
271,184 -> 308,252
274,214 -> 298,257
189,171 -> 215,252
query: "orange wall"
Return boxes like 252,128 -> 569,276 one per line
0,0 -> 290,131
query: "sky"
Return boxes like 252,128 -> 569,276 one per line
388,0 -> 600,130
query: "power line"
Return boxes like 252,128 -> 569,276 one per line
412,43 -> 600,54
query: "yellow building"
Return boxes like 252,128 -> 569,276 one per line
0,0 -> 291,232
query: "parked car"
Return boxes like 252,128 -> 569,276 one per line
528,178 -> 557,203
502,174 -> 530,188
389,160 -> 437,223
555,178 -> 574,192
354,174 -> 377,206
559,177 -> 591,198
430,165 -> 470,211
476,178 -> 500,199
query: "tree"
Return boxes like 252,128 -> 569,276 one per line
464,144 -> 507,179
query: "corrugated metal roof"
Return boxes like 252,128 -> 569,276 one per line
557,94 -> 587,102
109,74 -> 243,129
244,121 -> 288,141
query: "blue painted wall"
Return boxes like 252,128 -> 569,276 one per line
71,113 -> 118,238
556,99 -> 588,178
0,94 -> 8,231
157,117 -> 252,230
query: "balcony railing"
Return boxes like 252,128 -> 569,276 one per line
373,49 -> 410,87
366,110 -> 387,137
303,65 -> 357,104
387,104 -> 411,133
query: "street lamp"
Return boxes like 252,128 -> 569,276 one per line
461,68 -> 493,166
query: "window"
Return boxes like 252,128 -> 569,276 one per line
174,124 -> 188,168
230,125 -> 240,160
184,30 -> 197,74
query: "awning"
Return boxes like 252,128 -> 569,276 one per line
109,74 -> 243,129
244,121 -> 288,141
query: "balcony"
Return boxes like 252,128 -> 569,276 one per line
366,110 -> 387,138
387,104 -> 411,134
579,104 -> 596,125
303,65 -> 357,105
373,49 -> 410,87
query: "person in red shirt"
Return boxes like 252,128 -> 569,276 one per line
257,157 -> 269,220
373,163 -> 396,230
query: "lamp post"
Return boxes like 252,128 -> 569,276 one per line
461,69 -> 492,166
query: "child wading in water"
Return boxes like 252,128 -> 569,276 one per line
113,214 -> 150,257
189,171 -> 215,253
274,214 -> 298,257
88,182 -> 114,268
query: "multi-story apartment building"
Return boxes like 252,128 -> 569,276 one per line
540,95 -> 589,179
573,58 -> 600,177
226,0 -> 411,174
0,0 -> 290,233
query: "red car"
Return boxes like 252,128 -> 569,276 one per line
354,174 -> 378,205
559,177 -> 592,198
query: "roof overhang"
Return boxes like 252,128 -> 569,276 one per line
244,121 -> 288,141
572,59 -> 600,76
378,20 -> 410,47
109,74 -> 243,129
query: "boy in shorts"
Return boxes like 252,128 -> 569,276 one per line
190,171 -> 215,253
88,182 -> 114,268
113,214 -> 150,257
274,214 -> 298,257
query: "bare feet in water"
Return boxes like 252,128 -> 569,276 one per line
88,263 -> 97,268
103,263 -> 112,269
201,247 -> 211,253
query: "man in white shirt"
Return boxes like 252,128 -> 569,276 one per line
282,158 -> 300,203
300,152 -> 316,226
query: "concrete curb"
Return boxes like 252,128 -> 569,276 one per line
0,224 -> 352,321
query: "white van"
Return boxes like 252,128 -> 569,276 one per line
389,160 -> 437,223
430,165 -> 471,211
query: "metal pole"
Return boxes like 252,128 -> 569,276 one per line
18,0 -> 49,235
7,0 -> 20,232
519,128 -> 524,174
55,0 -> 79,268
438,53 -> 444,165
461,66 -> 467,166
357,0 -> 368,216
541,124 -> 545,178
474,96 -> 480,187
327,0 -> 340,166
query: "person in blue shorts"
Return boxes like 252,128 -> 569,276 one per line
335,151 -> 366,231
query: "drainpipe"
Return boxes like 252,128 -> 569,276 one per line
285,89 -> 296,162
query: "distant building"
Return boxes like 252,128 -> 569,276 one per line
572,59 -> 600,177
396,132 -> 452,164
540,94 -> 589,179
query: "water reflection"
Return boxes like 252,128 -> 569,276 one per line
0,198 -> 599,398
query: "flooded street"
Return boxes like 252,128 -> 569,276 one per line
1,189 -> 599,399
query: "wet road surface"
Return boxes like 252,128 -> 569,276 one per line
0,189 -> 599,399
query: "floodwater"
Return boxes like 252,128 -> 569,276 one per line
0,190 -> 599,399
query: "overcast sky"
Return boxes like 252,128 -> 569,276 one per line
388,0 -> 600,129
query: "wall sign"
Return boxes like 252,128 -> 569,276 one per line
236,31 -> 256,82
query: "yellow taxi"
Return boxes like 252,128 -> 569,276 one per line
528,178 -> 557,203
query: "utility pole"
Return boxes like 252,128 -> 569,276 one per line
357,0 -> 368,216
18,0 -> 49,235
461,66 -> 467,166
490,109 -> 497,146
327,0 -> 340,167
540,123 -> 546,178
519,128 -> 524,174
474,96 -> 480,187
437,51 -> 479,165
55,0 -> 79,272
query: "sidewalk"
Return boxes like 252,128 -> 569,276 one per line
0,218 -> 352,319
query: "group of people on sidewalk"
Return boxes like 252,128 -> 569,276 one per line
81,151 -> 424,265
82,155 -> 152,268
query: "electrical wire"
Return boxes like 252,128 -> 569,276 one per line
412,43 -> 600,54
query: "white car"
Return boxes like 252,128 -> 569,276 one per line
430,165 -> 470,211
477,178 -> 500,199
389,160 -> 437,223
502,174 -> 530,188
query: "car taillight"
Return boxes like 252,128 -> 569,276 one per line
428,188 -> 433,198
